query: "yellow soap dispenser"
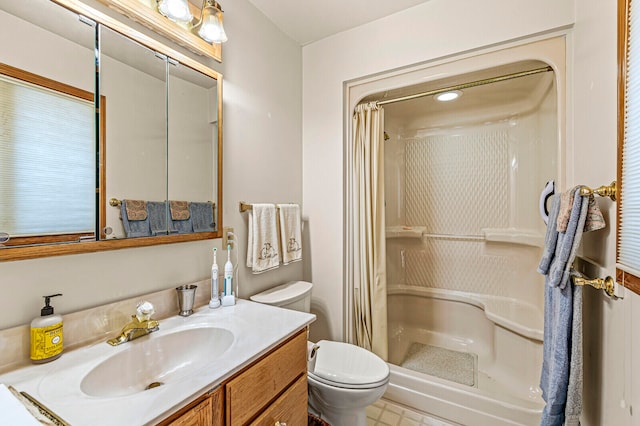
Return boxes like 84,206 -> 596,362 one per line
30,294 -> 63,364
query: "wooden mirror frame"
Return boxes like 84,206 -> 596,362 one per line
0,0 -> 223,261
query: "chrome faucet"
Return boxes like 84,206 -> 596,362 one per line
107,301 -> 159,346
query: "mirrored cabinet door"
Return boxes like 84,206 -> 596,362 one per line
0,0 -> 96,248
167,62 -> 218,234
99,25 -> 169,239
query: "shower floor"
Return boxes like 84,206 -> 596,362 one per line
388,323 -> 542,408
401,342 -> 477,387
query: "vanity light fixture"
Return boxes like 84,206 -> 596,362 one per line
157,0 -> 193,23
194,0 -> 228,43
434,90 -> 462,102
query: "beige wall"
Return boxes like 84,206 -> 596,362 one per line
302,0 -> 633,424
0,0 -> 303,329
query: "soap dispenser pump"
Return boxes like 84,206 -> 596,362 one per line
30,294 -> 63,364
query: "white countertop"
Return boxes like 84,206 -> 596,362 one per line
0,300 -> 315,425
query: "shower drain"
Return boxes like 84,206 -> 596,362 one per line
145,381 -> 164,390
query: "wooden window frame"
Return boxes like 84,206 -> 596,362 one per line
617,0 -> 640,294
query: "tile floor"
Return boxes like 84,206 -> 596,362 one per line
365,399 -> 455,426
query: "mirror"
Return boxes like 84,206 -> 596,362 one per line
0,0 -> 222,260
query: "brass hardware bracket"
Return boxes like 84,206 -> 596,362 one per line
573,276 -> 616,297
579,181 -> 617,201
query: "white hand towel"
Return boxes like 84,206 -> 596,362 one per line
278,203 -> 302,265
246,204 -> 280,273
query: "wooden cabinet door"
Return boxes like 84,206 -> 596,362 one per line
249,375 -> 308,426
226,330 -> 307,425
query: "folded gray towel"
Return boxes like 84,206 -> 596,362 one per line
171,213 -> 194,234
120,201 -> 150,238
148,201 -> 178,236
189,202 -> 216,232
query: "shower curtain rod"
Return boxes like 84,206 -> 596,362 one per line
375,66 -> 554,106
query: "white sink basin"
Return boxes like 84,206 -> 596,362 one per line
80,327 -> 234,397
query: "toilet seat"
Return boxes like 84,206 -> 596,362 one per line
309,340 -> 389,390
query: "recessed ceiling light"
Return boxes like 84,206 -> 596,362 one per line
434,90 -> 462,102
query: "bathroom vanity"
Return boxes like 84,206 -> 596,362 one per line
0,298 -> 315,425
162,329 -> 307,426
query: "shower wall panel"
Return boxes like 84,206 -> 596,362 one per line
404,128 -> 510,235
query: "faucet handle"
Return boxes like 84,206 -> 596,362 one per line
136,301 -> 155,321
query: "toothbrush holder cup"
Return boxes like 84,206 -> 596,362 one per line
176,285 -> 197,316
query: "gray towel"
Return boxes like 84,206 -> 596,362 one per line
171,218 -> 193,234
170,203 -> 194,234
538,188 -> 588,426
148,201 -> 178,236
189,202 -> 216,232
565,271 -> 583,426
120,201 -> 150,237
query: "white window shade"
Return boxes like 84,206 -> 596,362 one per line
0,74 -> 95,237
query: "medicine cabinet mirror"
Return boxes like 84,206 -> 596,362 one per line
0,0 -> 223,261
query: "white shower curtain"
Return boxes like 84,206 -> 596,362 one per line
352,102 -> 388,361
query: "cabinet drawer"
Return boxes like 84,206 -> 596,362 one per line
249,374 -> 307,426
226,329 -> 307,425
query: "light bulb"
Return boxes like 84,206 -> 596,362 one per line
434,90 -> 462,102
197,4 -> 228,43
158,0 -> 193,22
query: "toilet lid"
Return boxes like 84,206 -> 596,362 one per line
309,340 -> 389,388
249,281 -> 312,306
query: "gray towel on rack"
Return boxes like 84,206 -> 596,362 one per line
170,201 -> 193,234
189,202 -> 216,232
538,188 -> 588,426
148,201 -> 178,236
120,201 -> 151,238
565,271 -> 583,426
538,194 -> 562,275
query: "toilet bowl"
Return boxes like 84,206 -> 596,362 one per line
250,281 -> 389,425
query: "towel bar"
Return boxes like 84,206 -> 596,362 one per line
239,201 -> 295,212
572,275 -> 616,297
578,181 -> 617,201
110,198 -> 215,207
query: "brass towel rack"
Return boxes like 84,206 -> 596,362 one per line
239,201 -> 295,212
578,181 -> 617,201
572,181 -> 618,296
110,198 -> 214,207
572,276 -> 616,298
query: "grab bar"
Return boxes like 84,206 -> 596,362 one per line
539,180 -> 555,225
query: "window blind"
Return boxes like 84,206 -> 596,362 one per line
0,74 -> 95,237
619,0 -> 640,277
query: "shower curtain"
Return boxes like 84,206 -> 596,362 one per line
352,102 -> 388,361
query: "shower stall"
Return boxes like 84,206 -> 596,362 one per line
348,40 -> 564,425
382,63 -> 555,425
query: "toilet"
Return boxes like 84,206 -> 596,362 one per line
250,281 -> 389,425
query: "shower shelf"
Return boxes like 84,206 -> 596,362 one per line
385,226 -> 426,239
482,228 -> 543,247
386,226 -> 543,247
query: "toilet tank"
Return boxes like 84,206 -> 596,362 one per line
249,281 -> 313,312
